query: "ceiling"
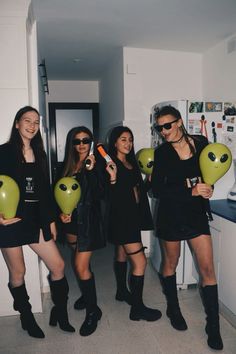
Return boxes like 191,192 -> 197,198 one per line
32,0 -> 236,81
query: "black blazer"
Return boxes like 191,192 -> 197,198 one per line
0,143 -> 55,226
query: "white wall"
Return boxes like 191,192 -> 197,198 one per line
0,0 -> 30,144
99,48 -> 124,142
46,80 -> 99,103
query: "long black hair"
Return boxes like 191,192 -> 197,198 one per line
155,105 -> 196,155
62,126 -> 93,177
108,126 -> 139,169
8,106 -> 47,172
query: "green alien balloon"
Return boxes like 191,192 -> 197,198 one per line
54,177 -> 81,214
199,143 -> 232,185
0,175 -> 20,219
136,148 -> 154,175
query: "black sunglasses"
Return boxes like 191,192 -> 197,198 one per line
73,137 -> 92,145
155,118 -> 179,133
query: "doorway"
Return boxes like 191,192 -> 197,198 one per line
49,102 -> 99,182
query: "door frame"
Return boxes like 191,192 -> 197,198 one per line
48,102 -> 99,182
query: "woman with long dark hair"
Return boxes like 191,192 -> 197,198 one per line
59,126 -> 114,336
152,105 -> 223,350
107,126 -> 162,322
0,106 -> 75,338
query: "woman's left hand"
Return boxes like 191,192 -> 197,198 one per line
50,222 -> 57,241
85,154 -> 96,171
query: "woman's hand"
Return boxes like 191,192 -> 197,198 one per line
59,213 -> 72,223
106,161 -> 117,184
50,222 -> 57,241
192,183 -> 213,199
0,213 -> 21,226
85,154 -> 96,171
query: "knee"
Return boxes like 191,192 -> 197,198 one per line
74,263 -> 91,279
200,264 -> 215,281
50,259 -> 65,279
10,267 -> 26,287
132,253 -> 147,274
164,255 -> 179,272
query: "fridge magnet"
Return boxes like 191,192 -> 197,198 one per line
189,102 -> 203,113
224,102 -> 236,116
205,102 -> 222,112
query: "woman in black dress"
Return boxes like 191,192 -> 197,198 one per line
107,126 -> 162,322
152,105 -> 223,350
59,126 -> 114,336
0,106 -> 75,338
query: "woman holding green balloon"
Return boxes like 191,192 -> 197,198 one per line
152,105 -> 223,350
58,126 -> 113,336
0,106 -> 75,338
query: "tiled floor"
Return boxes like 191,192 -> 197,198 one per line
0,244 -> 236,354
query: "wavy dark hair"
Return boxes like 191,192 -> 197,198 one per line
108,126 -> 139,168
8,106 -> 47,172
155,105 -> 196,155
62,126 -> 93,177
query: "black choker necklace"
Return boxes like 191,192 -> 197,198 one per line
169,135 -> 184,144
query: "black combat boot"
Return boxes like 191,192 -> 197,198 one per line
159,273 -> 187,331
129,274 -> 162,321
201,285 -> 223,350
114,261 -> 132,305
8,283 -> 45,338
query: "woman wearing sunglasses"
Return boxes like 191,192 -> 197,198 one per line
59,126 -> 113,336
152,106 -> 223,350
107,126 -> 162,322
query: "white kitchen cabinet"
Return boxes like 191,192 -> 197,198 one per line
209,214 -> 236,327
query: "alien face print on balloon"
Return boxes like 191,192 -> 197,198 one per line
199,143 -> 232,185
136,148 -> 154,175
54,177 -> 81,214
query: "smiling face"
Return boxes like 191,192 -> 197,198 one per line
156,114 -> 183,142
16,111 -> 40,143
115,131 -> 133,157
199,143 -> 232,184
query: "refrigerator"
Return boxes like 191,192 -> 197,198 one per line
149,99 -> 236,288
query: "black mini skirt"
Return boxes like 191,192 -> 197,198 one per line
0,202 -> 52,248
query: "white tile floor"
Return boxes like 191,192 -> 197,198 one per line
1,244 -> 236,354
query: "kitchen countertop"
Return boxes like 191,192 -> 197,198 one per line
210,199 -> 236,223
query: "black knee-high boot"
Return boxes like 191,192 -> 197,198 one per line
129,274 -> 162,321
114,261 -> 132,305
8,283 -> 45,338
201,285 -> 223,350
48,276 -> 75,332
79,274 -> 102,336
159,273 -> 187,330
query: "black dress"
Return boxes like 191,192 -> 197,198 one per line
151,135 -> 211,241
108,158 -> 153,245
0,143 -> 55,248
59,160 -> 106,252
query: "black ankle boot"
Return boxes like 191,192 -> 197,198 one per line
114,261 -> 132,305
79,275 -> 102,336
201,285 -> 223,350
159,273 -> 187,331
74,295 -> 86,310
8,283 -> 45,338
129,274 -> 162,321
48,276 -> 75,333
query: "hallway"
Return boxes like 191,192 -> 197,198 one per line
0,244 -> 236,354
